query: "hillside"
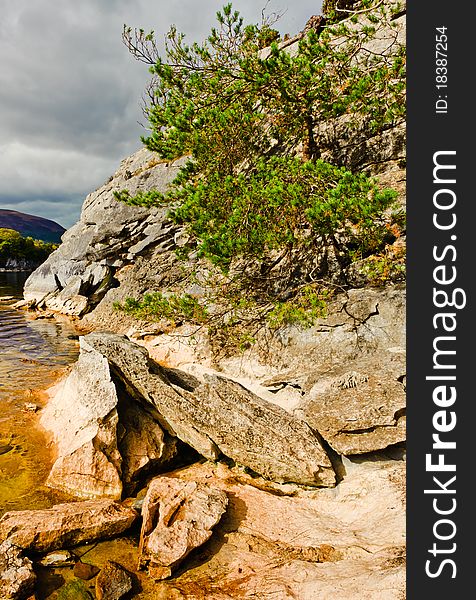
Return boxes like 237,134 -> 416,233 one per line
0,209 -> 65,243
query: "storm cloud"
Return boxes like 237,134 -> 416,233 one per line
0,0 -> 322,227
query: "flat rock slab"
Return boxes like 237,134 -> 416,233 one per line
139,476 -> 228,579
0,500 -> 137,553
85,333 -> 336,487
0,540 -> 36,600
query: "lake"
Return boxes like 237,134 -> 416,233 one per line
0,271 -> 79,514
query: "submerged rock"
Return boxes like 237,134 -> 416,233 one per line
95,561 -> 132,600
57,580 -> 92,600
39,550 -> 76,568
0,500 -> 137,553
73,561 -> 100,580
139,477 -> 228,579
0,540 -> 36,600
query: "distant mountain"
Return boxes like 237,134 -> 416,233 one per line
0,209 -> 65,243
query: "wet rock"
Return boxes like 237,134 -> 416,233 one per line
39,550 -> 76,568
0,443 -> 13,456
139,476 -> 228,579
0,540 -> 36,600
57,580 -> 92,600
73,560 -> 100,580
0,499 -> 137,553
84,333 -> 336,487
95,561 -> 132,600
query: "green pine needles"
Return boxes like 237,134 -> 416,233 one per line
115,1 -> 406,341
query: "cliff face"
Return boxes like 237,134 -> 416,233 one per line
23,151 -> 187,315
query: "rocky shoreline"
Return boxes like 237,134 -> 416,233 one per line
1,3 -> 407,596
1,292 -> 406,599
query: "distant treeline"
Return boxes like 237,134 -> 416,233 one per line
0,228 -> 57,266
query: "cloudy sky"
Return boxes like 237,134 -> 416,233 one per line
0,0 -> 322,228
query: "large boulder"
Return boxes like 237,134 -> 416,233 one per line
298,355 -> 406,455
41,336 -> 177,499
139,477 -> 228,579
83,333 -> 336,487
41,337 -> 123,499
0,500 -> 137,553
23,150 -> 187,316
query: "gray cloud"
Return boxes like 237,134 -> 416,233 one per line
0,0 -> 322,228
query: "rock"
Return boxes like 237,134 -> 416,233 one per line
0,500 -> 137,553
84,333 -> 335,487
139,477 -> 228,579
41,337 -> 123,499
0,443 -> 13,456
23,403 -> 39,413
0,540 -> 36,600
95,561 -> 132,600
41,335 -> 176,499
57,580 -> 92,600
154,458 -> 405,599
73,561 -> 100,580
299,357 -> 406,455
39,550 -> 76,567
118,400 -> 178,494
23,150 -> 188,316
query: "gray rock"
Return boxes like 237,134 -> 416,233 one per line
0,540 -> 36,600
73,561 -> 100,580
23,150 -> 188,315
83,333 -> 336,487
298,356 -> 406,455
138,477 -> 228,579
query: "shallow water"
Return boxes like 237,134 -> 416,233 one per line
0,271 -> 80,515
